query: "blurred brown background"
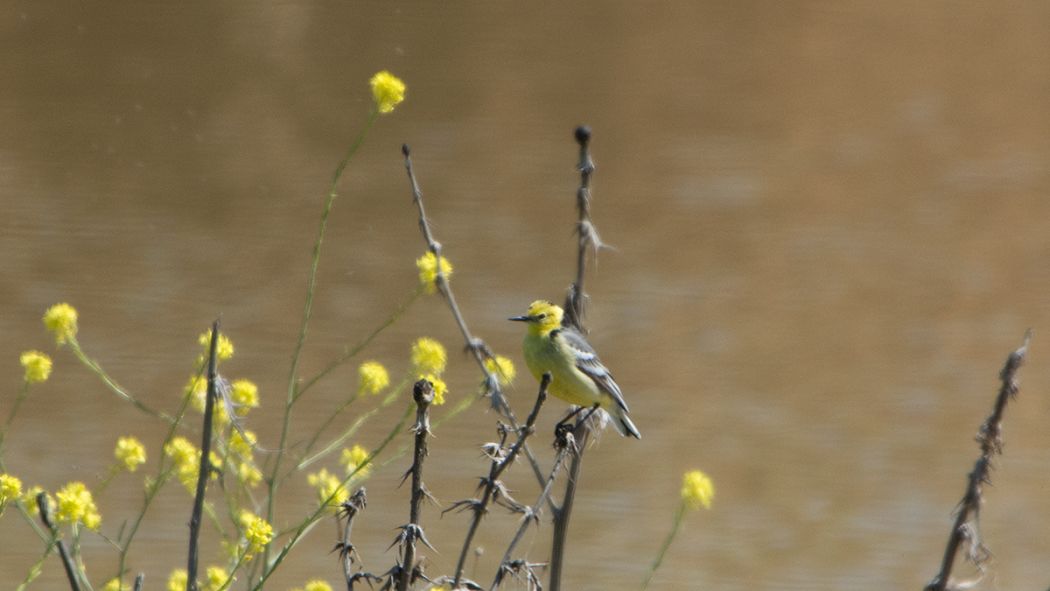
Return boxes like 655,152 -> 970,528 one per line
3,2 -> 1050,589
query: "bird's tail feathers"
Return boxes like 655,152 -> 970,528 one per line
614,411 -> 641,439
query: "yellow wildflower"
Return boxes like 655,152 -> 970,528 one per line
415,251 -> 453,294
239,510 -> 274,557
229,429 -> 257,458
21,485 -> 50,517
357,361 -> 390,396
43,303 -> 78,345
411,337 -> 447,375
341,444 -> 372,478
164,436 -> 201,493
418,374 -> 447,405
681,469 -> 714,510
292,581 -> 334,591
102,578 -> 124,591
204,566 -> 231,591
236,460 -> 263,487
185,375 -> 228,425
115,436 -> 147,472
230,379 -> 259,415
1,473 -> 22,515
20,350 -> 52,383
166,569 -> 188,591
484,355 -> 516,386
198,330 -> 234,362
369,70 -> 406,114
307,468 -> 348,508
55,481 -> 101,529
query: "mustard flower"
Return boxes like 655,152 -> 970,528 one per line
307,468 -> 348,508
102,578 -> 125,591
186,375 -> 229,426
198,330 -> 235,362
370,70 -> 406,114
164,436 -> 201,492
239,510 -> 274,557
484,355 -> 516,387
166,569 -> 188,591
205,566 -> 231,591
292,581 -> 334,591
229,429 -> 257,458
0,473 -> 22,515
236,460 -> 263,487
230,379 -> 259,415
681,469 -> 714,510
114,436 -> 147,472
411,337 -> 447,375
43,303 -> 78,345
21,485 -> 50,517
418,374 -> 448,406
357,361 -> 390,396
19,350 -> 52,383
415,251 -> 453,294
55,481 -> 101,529
341,444 -> 372,478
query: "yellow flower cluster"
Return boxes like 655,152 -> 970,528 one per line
164,436 -> 205,493
357,361 -> 390,396
681,469 -> 714,511
102,578 -> 125,591
114,436 -> 147,472
198,330 -> 235,363
20,350 -> 52,383
411,337 -> 449,405
228,429 -> 262,487
484,355 -> 517,387
369,70 -> 406,114
55,481 -> 101,529
230,379 -> 259,415
341,444 -> 372,479
239,510 -> 274,557
43,303 -> 78,345
185,375 -> 229,426
415,251 -> 453,295
0,473 -> 22,515
166,569 -> 188,591
307,468 -> 348,509
21,485 -> 50,517
205,566 -> 231,590
291,581 -> 334,591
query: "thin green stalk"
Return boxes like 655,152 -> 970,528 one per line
16,529 -> 60,591
67,338 -> 173,424
641,503 -> 686,590
0,382 -> 31,452
297,380 -> 407,472
264,108 -> 380,568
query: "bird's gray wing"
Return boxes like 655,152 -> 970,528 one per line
557,328 -> 630,412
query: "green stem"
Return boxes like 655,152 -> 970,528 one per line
640,502 -> 686,590
67,338 -> 173,424
264,108 -> 380,568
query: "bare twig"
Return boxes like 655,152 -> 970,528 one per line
402,144 -> 548,489
188,320 -> 221,591
132,573 -> 144,591
563,125 -> 600,332
36,492 -> 81,591
450,374 -> 550,588
549,418 -> 593,591
335,488 -> 370,589
396,379 -> 437,591
924,331 -> 1031,591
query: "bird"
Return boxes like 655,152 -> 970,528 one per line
509,300 -> 640,438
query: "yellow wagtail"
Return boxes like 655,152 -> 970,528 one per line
510,300 -> 640,438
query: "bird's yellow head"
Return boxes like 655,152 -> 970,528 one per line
509,300 -> 564,336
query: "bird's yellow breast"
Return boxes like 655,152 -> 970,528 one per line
522,332 -> 607,408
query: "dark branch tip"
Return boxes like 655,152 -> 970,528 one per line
574,125 -> 591,145
402,143 -> 411,157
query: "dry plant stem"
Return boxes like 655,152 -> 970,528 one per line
338,489 -> 367,589
187,321 -> 221,591
398,380 -> 435,591
564,125 -> 595,331
266,108 -> 380,568
549,420 -> 592,591
452,374 -> 551,589
492,417 -> 574,591
36,492 -> 81,591
924,331 -> 1030,591
401,144 -> 548,489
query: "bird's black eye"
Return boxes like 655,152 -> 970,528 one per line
537,313 -> 546,319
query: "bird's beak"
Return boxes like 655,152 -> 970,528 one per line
508,315 -> 532,322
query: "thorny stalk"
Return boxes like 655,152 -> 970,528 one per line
187,320 -> 221,591
492,409 -> 577,591
396,379 -> 436,591
924,331 -> 1030,591
451,374 -> 551,589
401,143 -> 548,490
335,489 -> 368,589
35,492 -> 81,591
